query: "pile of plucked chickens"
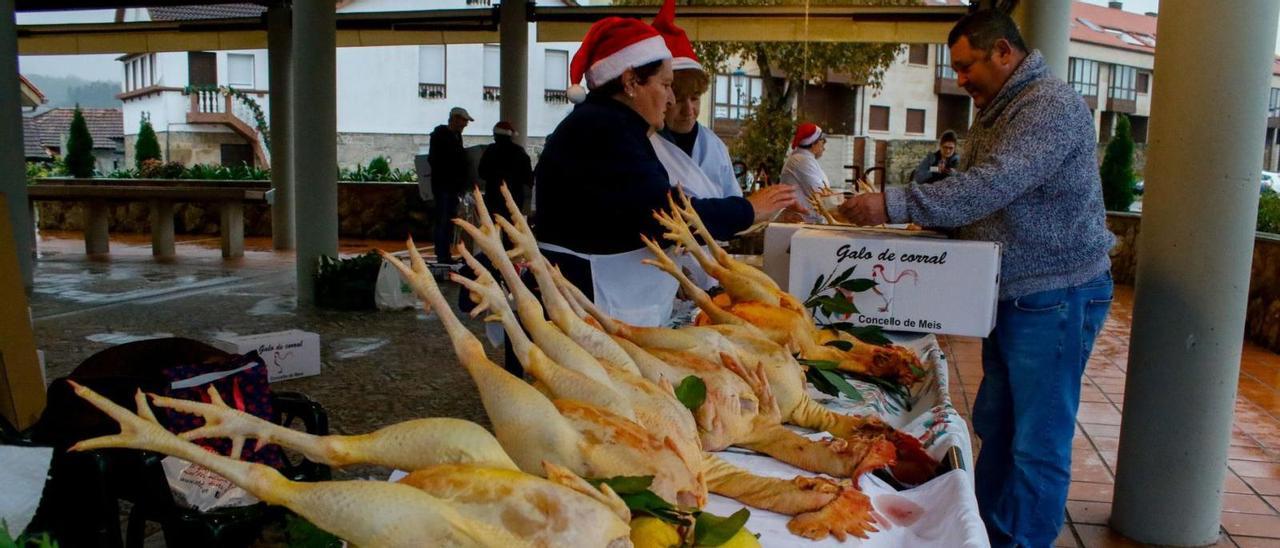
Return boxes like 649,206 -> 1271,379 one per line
68,187 -> 940,547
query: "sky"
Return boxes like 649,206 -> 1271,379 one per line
15,0 -> 1280,82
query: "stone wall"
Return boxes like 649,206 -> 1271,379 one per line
125,131 -> 254,168
884,139 -> 939,186
34,181 -> 433,242
1105,211 -> 1280,353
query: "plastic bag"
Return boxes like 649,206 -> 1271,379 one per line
375,259 -> 417,310
161,456 -> 260,511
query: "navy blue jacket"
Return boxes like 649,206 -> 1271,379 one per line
533,94 -> 753,255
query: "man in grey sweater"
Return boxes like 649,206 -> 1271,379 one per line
842,11 -> 1114,547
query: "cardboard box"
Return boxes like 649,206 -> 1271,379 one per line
787,229 -> 1001,337
763,222 -> 945,289
212,330 -> 321,383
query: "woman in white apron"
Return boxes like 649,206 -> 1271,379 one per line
533,17 -> 759,327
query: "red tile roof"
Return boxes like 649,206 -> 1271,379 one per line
1069,1 -> 1157,54
23,108 -> 123,158
147,4 -> 266,22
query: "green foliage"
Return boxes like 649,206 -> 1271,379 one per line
674,375 -> 708,411
134,114 -> 162,168
1100,114 -> 1136,211
1259,189 -> 1280,234
732,100 -> 794,181
138,159 -> 186,179
586,476 -> 751,546
339,156 -> 416,182
314,252 -> 382,310
182,163 -> 271,181
64,106 -> 96,178
25,161 -> 61,184
1,521 -> 59,548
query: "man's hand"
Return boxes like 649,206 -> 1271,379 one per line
838,193 -> 890,226
748,184 -> 799,223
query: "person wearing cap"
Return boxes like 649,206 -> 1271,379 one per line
427,106 -> 474,264
779,122 -> 833,223
533,17 -> 758,327
478,121 -> 532,220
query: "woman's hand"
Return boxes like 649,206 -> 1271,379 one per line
748,184 -> 799,223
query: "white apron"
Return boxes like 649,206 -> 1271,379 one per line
650,133 -> 722,291
538,242 -> 679,327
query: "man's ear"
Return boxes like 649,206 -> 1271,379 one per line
993,38 -> 1015,65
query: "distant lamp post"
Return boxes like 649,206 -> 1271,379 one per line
732,68 -> 746,119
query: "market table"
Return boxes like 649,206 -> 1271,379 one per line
704,333 -> 990,547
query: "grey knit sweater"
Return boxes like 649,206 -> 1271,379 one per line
884,50 -> 1114,300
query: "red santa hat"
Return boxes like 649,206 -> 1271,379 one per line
567,17 -> 671,104
652,0 -> 702,72
493,121 -> 518,137
792,122 -> 825,149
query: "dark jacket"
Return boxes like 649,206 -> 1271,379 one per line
911,150 -> 960,184
533,93 -> 752,255
478,135 -> 532,218
428,124 -> 467,194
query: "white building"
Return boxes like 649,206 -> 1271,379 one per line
21,1 -> 582,170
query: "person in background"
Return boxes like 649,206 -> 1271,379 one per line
779,122 -> 832,223
839,11 -> 1113,547
912,129 -> 961,184
427,106 -> 472,265
478,120 -> 533,219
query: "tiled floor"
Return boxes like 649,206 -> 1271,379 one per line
940,285 -> 1280,547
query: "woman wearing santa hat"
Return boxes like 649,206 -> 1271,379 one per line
532,17 -> 756,327
780,122 -> 834,223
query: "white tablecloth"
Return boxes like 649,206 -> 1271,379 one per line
706,333 -> 989,547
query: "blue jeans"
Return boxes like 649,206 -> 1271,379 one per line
973,272 -> 1114,548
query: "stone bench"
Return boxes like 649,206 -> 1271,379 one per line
26,183 -> 268,259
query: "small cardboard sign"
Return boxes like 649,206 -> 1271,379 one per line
211,330 -> 321,383
787,229 -> 1001,338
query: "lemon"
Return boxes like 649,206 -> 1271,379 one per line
715,527 -> 762,548
630,517 -> 682,548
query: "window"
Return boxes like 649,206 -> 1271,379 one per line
544,49 -> 569,103
1136,71 -> 1150,94
139,55 -> 148,88
1269,88 -> 1280,117
132,60 -> 139,90
907,44 -> 928,66
935,45 -> 956,79
418,45 -> 446,99
869,105 -> 890,132
712,72 -> 763,120
906,108 -> 926,134
228,53 -> 254,88
149,53 -> 156,85
483,44 -> 501,101
1077,17 -> 1102,32
1068,57 -> 1100,97
1109,64 -> 1137,101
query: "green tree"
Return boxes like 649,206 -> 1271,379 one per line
135,113 -> 162,169
1100,114 -> 1136,211
64,105 -> 96,178
614,0 -> 907,178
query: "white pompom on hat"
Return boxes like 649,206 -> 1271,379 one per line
567,17 -> 672,104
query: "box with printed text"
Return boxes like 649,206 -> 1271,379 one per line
787,228 -> 1001,338
211,330 -> 321,383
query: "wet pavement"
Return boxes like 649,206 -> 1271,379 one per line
30,231 -> 494,482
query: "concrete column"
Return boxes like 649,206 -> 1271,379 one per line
292,0 -> 338,305
150,200 -> 175,258
84,201 -> 110,256
0,0 -> 32,292
268,5 -> 295,250
1110,1 -> 1280,545
499,0 -> 529,146
1018,0 -> 1070,80
220,202 -> 244,259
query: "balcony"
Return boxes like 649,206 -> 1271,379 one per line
483,86 -> 501,102
1107,95 -> 1137,114
934,64 -> 965,97
544,89 -> 569,104
185,89 -> 267,167
418,83 -> 446,99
